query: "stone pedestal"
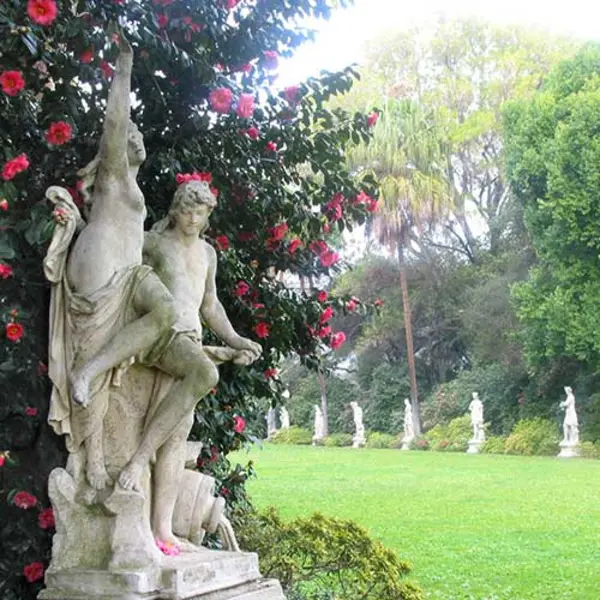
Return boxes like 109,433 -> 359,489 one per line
400,438 -> 412,451
352,435 -> 366,449
466,439 -> 484,454
557,441 -> 580,458
39,550 -> 284,600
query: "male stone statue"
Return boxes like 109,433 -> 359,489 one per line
266,406 -> 278,439
467,392 -> 485,453
401,398 -> 414,450
312,405 -> 325,444
558,386 -> 580,458
280,406 -> 291,429
350,401 -> 366,448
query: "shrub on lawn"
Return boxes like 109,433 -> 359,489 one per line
482,436 -> 507,454
366,432 -> 396,449
323,433 -> 353,447
504,419 -> 559,456
580,441 -> 600,459
271,426 -> 313,445
411,436 -> 430,451
424,416 -> 471,452
235,507 -> 425,600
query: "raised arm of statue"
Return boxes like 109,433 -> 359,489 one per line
99,34 -> 134,171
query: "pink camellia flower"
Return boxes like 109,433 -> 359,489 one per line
267,222 -> 288,242
25,407 -> 38,417
236,93 -> 254,119
319,306 -> 334,324
283,85 -> 300,104
317,325 -> 332,339
265,141 -> 277,153
27,0 -> 58,26
233,415 -> 246,433
330,331 -> 347,351
346,298 -> 358,312
214,235 -> 230,251
365,197 -> 379,212
219,485 -> 231,497
38,507 -> 55,530
0,199 -> 8,211
325,193 -> 344,222
244,126 -> 259,140
264,368 -> 278,379
288,238 -> 302,254
45,121 -> 73,145
6,322 -> 24,342
320,250 -> 340,268
2,154 -> 30,181
254,322 -> 270,338
0,454 -> 5,467
0,70 -> 26,96
13,491 -> 38,509
99,61 -> 113,79
209,87 -> 233,114
309,240 -> 328,256
176,171 -> 212,185
0,263 -> 14,279
234,280 -> 250,297
367,111 -> 379,127
374,298 -> 385,307
157,13 -> 169,28
156,538 -> 180,556
23,561 -> 45,583
316,290 -> 328,303
225,0 -> 241,8
263,50 -> 279,70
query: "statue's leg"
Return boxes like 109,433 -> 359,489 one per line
85,428 -> 113,490
119,337 -> 219,493
70,272 -> 177,407
152,413 -> 194,544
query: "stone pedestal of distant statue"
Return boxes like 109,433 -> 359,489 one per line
467,392 -> 485,454
400,398 -> 415,450
558,386 -> 581,458
350,402 -> 366,448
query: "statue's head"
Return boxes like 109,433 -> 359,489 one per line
350,401 -> 357,409
168,181 -> 217,236
564,386 -> 572,395
472,392 -> 479,400
404,398 -> 410,408
126,120 -> 146,166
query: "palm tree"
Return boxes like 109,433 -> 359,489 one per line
347,98 -> 451,435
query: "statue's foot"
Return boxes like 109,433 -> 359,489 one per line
118,462 -> 143,493
69,369 -> 91,407
87,462 -> 113,490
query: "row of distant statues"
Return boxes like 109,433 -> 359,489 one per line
309,387 -> 581,457
265,406 -> 290,439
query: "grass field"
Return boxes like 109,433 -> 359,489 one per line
232,445 -> 600,600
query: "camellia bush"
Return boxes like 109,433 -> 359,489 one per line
0,1 -> 381,597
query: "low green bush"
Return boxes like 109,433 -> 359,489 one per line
424,416 -> 471,452
271,426 -> 313,445
580,441 -> 600,459
411,435 -> 430,451
235,507 -> 424,600
323,433 -> 353,447
366,432 -> 396,449
482,436 -> 506,454
504,418 -> 558,456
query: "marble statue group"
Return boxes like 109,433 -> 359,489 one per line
41,37 -> 283,600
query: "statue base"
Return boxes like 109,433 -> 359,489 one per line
39,550 -> 284,600
400,437 -> 413,451
352,437 -> 366,449
466,439 -> 484,454
557,441 -> 580,458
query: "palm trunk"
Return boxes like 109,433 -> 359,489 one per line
398,246 -> 421,436
318,371 -> 329,437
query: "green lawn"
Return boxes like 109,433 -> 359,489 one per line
232,445 -> 600,600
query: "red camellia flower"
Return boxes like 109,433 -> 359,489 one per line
0,199 -> 8,211
0,455 -> 5,467
374,298 -> 385,308
157,13 -> 169,28
38,507 -> 55,530
236,93 -> 254,119
319,306 -> 334,324
254,322 -> 270,338
346,298 -> 358,312
23,561 -> 45,583
288,238 -> 302,254
176,171 -> 212,185
25,407 -> 38,417
0,263 -> 14,279
13,491 -> 38,509
263,50 -> 279,70
264,368 -> 278,379
219,486 -> 231,497
6,322 -> 24,342
325,192 -> 344,222
0,70 -> 26,96
245,127 -> 259,140
317,325 -> 332,339
45,121 -> 73,145
234,280 -> 250,297
283,85 -> 300,104
27,0 -> 57,26
2,154 -> 29,181
100,61 -> 114,79
330,331 -> 347,350
225,0 -> 241,9
320,250 -> 340,268
80,48 -> 94,64
267,222 -> 288,242
316,290 -> 328,303
214,235 -> 229,251
209,87 -> 233,114
367,111 -> 379,127
265,141 -> 277,153
233,415 -> 246,433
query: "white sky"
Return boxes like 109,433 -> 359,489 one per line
278,0 -> 600,86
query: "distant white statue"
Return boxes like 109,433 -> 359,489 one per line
312,405 -> 325,445
279,407 -> 290,429
350,401 -> 366,448
266,407 -> 278,440
400,398 -> 414,450
467,392 -> 485,454
558,386 -> 580,458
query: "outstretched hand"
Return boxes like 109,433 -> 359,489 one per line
232,337 -> 262,363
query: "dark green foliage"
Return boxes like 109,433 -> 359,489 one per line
322,432 -> 352,447
482,436 -> 507,454
424,415 -> 471,452
271,426 -> 313,445
235,507 -> 425,600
